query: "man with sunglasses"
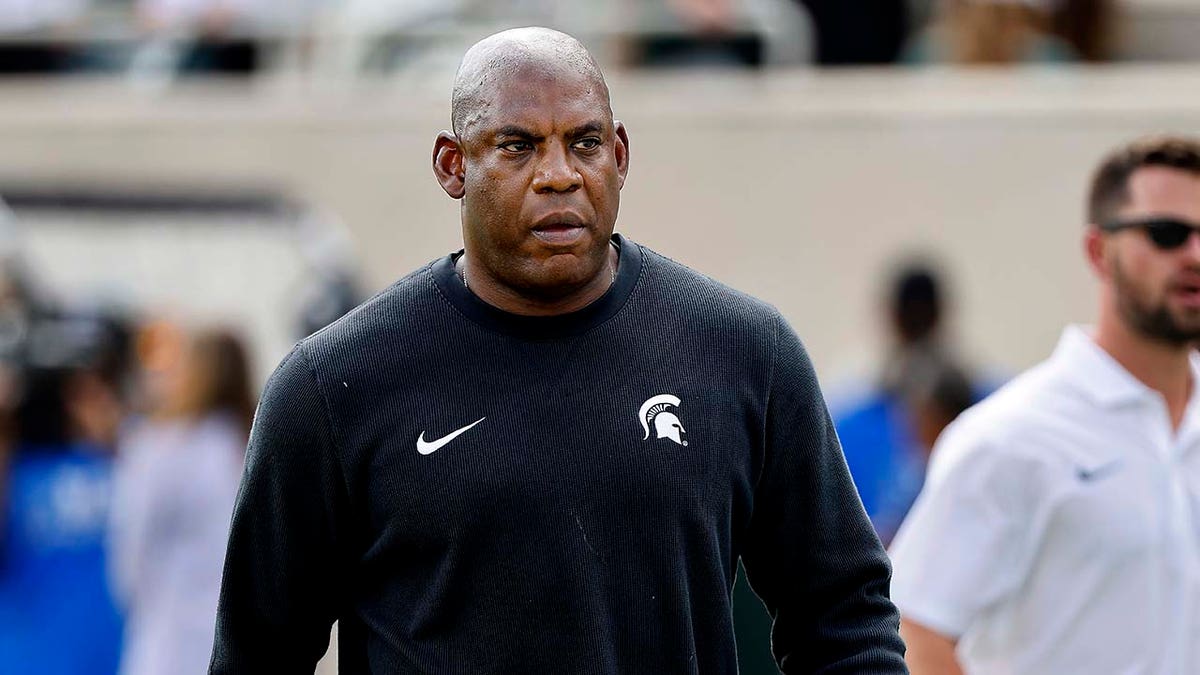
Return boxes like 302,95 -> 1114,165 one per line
890,135 -> 1200,674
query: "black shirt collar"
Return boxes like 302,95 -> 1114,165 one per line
430,233 -> 642,340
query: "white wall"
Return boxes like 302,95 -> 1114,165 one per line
1,66 -> 1199,386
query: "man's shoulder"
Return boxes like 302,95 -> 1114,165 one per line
635,242 -> 780,330
289,260 -> 449,376
932,357 -> 1092,471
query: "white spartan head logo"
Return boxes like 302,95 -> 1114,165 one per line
639,394 -> 687,446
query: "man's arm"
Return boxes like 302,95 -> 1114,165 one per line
901,619 -> 963,675
209,344 -> 350,674
740,313 -> 907,673
888,412 -> 1041,675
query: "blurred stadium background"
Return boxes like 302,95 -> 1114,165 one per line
1,0 -> 1197,673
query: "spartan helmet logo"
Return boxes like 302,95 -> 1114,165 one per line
638,394 -> 688,446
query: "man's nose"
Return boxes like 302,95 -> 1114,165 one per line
531,143 -> 582,194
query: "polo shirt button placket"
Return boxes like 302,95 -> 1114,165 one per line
1163,446 -> 1195,675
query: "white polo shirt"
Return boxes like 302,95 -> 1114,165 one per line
889,326 -> 1200,675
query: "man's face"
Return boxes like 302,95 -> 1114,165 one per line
1103,166 -> 1200,344
456,65 -> 628,298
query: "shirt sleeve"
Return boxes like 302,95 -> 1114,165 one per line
209,343 -> 350,674
887,418 -> 1037,638
740,313 -> 907,674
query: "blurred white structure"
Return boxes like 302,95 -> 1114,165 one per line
2,189 -> 357,382
0,0 -> 88,33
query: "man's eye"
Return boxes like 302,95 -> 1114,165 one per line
575,138 -> 601,151
500,141 -> 532,152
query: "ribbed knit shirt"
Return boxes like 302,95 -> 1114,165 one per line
210,235 -> 906,674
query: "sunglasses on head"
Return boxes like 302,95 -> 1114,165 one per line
1101,217 -> 1200,250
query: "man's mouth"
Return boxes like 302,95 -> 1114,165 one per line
532,225 -> 586,246
531,214 -> 588,246
1171,282 -> 1200,308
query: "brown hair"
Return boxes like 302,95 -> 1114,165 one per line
173,328 -> 256,438
1087,135 -> 1200,225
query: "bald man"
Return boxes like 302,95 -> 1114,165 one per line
210,28 -> 905,674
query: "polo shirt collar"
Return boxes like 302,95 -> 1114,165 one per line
1050,324 -> 1200,409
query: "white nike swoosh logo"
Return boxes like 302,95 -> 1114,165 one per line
416,417 -> 486,455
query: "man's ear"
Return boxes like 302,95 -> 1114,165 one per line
433,131 -> 466,199
614,120 -> 630,190
1084,225 -> 1109,280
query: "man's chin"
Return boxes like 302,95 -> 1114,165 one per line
1166,302 -> 1200,336
525,269 -> 598,296
1139,309 -> 1200,345
529,243 -> 606,272
1171,322 -> 1200,344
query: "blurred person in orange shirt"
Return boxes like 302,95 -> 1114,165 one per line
109,327 -> 254,675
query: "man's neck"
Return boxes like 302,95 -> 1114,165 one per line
457,243 -> 619,317
1093,304 -> 1194,430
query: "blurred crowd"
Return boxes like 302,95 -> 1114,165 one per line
0,0 -> 1123,76
0,256 -> 256,675
643,0 -> 1115,67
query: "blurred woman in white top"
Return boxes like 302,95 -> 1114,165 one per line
110,327 -> 254,675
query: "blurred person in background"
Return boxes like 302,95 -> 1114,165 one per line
834,262 -> 983,544
211,27 -> 905,674
651,0 -> 908,65
0,0 -> 90,73
110,327 -> 253,675
292,211 -> 367,341
891,135 -> 1200,674
322,0 -> 468,74
0,310 -> 130,675
907,359 -> 975,459
134,0 -> 265,73
866,352 -> 975,543
295,267 -> 364,340
905,0 -> 1077,64
794,0 -> 909,64
634,0 -> 764,68
1050,0 -> 1116,62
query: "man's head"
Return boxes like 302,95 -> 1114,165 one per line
1086,136 -> 1200,345
887,263 -> 944,346
432,28 -> 630,304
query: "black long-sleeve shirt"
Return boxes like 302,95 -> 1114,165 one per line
210,235 -> 906,673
